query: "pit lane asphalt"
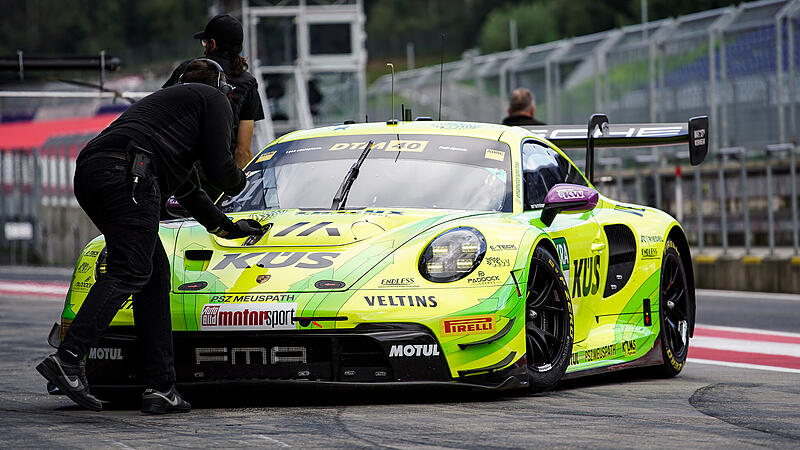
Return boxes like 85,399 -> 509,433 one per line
1,286 -> 798,448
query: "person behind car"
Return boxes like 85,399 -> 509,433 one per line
164,14 -> 265,190
36,60 -> 263,414
501,88 -> 545,126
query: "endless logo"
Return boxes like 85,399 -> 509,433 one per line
388,344 -> 440,357
571,255 -> 601,298
440,315 -> 495,336
200,303 -> 297,330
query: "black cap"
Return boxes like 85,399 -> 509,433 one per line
193,14 -> 243,50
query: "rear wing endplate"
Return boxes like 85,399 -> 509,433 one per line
525,115 -> 709,182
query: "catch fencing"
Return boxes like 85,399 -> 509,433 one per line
368,0 -> 800,256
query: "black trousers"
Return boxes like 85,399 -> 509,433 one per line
59,151 -> 175,387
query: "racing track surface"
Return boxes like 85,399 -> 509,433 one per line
0,270 -> 798,448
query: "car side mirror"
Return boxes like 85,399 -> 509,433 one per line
540,184 -> 599,227
165,196 -> 192,219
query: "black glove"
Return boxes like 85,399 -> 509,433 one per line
213,218 -> 263,239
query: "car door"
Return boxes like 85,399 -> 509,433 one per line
519,140 -> 605,344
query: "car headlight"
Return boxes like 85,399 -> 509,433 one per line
95,246 -> 108,280
418,227 -> 486,283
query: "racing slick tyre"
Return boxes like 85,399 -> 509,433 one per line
654,238 -> 691,377
525,246 -> 574,391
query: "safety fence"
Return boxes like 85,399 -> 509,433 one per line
368,0 -> 800,152
0,133 -> 98,266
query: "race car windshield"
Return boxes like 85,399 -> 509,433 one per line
219,134 -> 512,213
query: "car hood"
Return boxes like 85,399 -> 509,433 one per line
173,208 -> 493,294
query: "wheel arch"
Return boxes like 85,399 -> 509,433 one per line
667,225 -> 696,337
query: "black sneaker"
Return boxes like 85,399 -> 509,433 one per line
36,354 -> 102,411
141,386 -> 191,415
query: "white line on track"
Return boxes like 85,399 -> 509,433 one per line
696,323 -> 800,338
696,289 -> 800,302
256,435 -> 291,447
691,336 -> 800,357
688,358 -> 800,374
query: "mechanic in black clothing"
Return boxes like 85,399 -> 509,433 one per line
501,88 -> 546,126
36,60 -> 263,414
164,14 -> 265,197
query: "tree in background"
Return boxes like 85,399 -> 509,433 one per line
0,0 -> 213,71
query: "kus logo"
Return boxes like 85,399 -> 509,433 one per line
88,347 -> 123,360
440,315 -> 496,336
379,277 -> 416,287
388,344 -> 440,357
622,339 -> 637,356
571,255 -> 601,298
212,252 -> 339,270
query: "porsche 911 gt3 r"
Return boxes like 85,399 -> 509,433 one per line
49,114 -> 708,397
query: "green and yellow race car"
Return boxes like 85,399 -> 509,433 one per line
51,114 -> 708,395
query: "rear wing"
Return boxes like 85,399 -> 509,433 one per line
525,115 -> 709,183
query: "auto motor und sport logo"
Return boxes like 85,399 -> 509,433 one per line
440,315 -> 496,336
200,303 -> 297,330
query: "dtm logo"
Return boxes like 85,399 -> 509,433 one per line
88,347 -> 123,360
388,344 -> 440,357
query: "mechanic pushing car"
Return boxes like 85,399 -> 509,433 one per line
163,14 -> 265,196
36,59 -> 263,414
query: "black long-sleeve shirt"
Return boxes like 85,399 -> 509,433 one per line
79,83 -> 245,230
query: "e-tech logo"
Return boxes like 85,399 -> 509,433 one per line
571,255 -> 601,298
212,252 -> 339,270
200,303 -> 297,330
490,244 -> 517,251
388,344 -> 440,357
440,315 -> 495,336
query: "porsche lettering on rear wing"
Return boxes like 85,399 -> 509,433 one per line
525,114 -> 709,183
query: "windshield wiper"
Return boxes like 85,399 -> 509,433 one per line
330,140 -> 375,210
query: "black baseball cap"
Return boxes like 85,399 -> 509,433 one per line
193,14 -> 243,49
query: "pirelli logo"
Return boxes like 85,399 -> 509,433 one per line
440,315 -> 496,336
